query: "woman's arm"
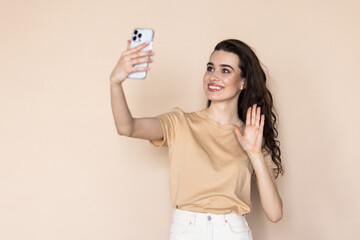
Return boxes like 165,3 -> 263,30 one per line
233,104 -> 283,223
109,40 -> 163,140
247,152 -> 283,222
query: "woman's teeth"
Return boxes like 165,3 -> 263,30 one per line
209,85 -> 223,90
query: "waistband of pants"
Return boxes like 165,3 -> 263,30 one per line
172,208 -> 248,225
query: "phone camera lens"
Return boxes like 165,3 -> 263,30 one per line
138,33 -> 142,38
134,30 -> 138,35
132,36 -> 137,41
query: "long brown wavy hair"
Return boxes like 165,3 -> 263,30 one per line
207,39 -> 284,178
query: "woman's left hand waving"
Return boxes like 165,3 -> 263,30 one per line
233,104 -> 264,155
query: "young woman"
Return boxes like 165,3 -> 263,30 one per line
110,39 -> 284,240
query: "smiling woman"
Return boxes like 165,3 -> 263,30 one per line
205,40 -> 283,179
203,50 -> 243,102
110,38 -> 284,240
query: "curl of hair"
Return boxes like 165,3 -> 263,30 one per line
207,39 -> 284,178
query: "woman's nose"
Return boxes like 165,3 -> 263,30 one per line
209,71 -> 219,81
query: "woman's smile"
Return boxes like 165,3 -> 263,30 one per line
208,83 -> 225,92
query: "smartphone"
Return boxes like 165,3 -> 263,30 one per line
128,28 -> 155,79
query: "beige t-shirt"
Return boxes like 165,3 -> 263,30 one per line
149,107 -> 277,216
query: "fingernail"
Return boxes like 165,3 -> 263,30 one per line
148,66 -> 151,70
145,41 -> 150,44
151,51 -> 155,56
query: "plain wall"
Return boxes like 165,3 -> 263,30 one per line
1,0 -> 359,239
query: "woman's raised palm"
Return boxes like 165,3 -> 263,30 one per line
233,104 -> 265,155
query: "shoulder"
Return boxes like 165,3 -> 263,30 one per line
168,107 -> 186,118
170,107 -> 184,114
171,107 -> 203,120
156,107 -> 186,124
160,107 -> 205,123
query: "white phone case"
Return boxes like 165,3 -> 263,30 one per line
128,28 -> 154,79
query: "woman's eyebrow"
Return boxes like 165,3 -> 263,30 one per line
207,62 -> 234,71
220,64 -> 234,70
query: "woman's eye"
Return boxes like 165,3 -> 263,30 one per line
222,69 -> 230,73
207,66 -> 213,71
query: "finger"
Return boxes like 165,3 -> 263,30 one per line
129,66 -> 151,73
126,40 -> 131,50
123,50 -> 153,62
255,107 -> 261,128
130,50 -> 154,59
125,41 -> 150,55
131,57 -> 153,65
251,104 -> 257,125
246,107 -> 251,126
233,125 -> 243,139
260,114 -> 265,134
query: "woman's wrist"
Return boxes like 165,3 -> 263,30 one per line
246,150 -> 262,159
110,79 -> 123,87
246,151 -> 266,166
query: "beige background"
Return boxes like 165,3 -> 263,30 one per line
1,0 -> 359,239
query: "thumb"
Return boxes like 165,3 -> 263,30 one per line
233,125 -> 243,140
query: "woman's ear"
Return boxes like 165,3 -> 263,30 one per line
240,80 -> 246,90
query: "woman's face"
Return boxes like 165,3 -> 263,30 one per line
203,50 -> 244,102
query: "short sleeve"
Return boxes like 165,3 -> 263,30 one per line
149,107 -> 184,148
262,148 -> 279,177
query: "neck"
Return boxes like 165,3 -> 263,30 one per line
203,99 -> 240,125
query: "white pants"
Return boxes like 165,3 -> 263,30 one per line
170,208 -> 253,240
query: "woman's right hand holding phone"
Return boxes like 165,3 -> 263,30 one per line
109,39 -> 162,140
110,40 -> 154,85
